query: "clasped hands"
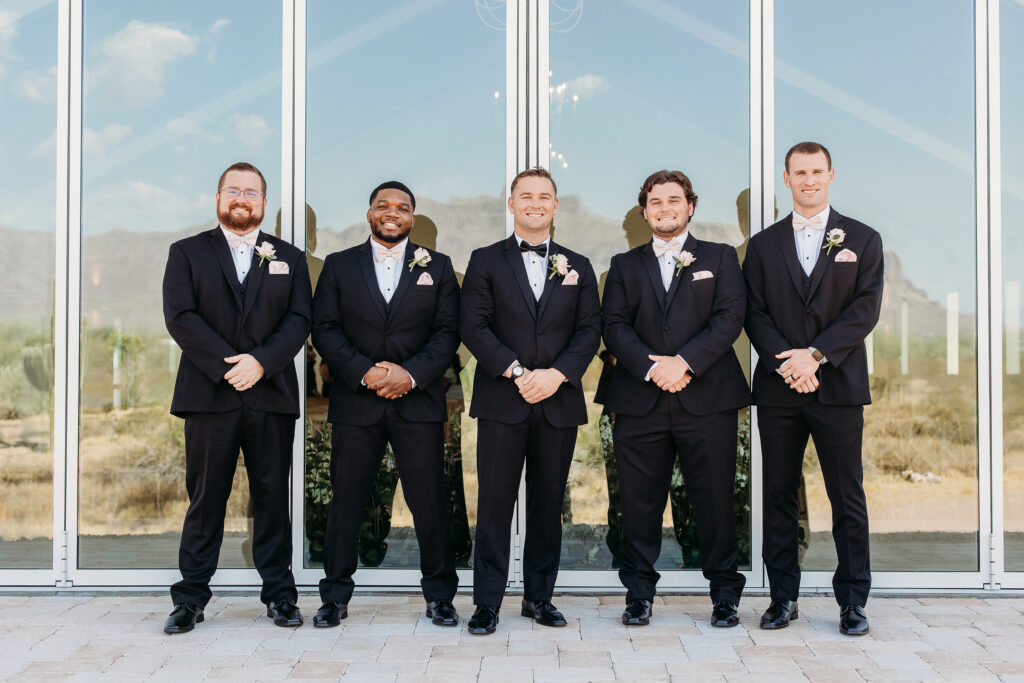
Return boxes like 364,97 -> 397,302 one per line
648,354 -> 691,393
776,348 -> 819,394
225,354 -> 264,391
505,366 -> 566,404
363,361 -> 413,399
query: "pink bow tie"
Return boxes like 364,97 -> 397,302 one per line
226,232 -> 258,249
792,215 -> 825,231
375,247 -> 402,263
652,238 -> 682,259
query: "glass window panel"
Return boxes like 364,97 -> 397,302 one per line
304,2 -> 505,569
775,0 -> 978,571
0,0 -> 57,569
1002,0 -> 1024,571
550,1 -> 751,571
78,0 -> 281,568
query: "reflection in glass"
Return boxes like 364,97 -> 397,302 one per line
78,1 -> 281,568
1002,0 -> 1024,571
304,2 -> 504,568
550,2 -> 751,570
0,1 -> 57,569
776,0 -> 978,571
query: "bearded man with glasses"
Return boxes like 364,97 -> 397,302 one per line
161,162 -> 312,633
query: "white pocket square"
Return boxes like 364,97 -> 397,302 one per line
562,270 -> 579,285
416,272 -> 434,286
268,261 -> 289,274
835,249 -> 857,263
691,270 -> 714,281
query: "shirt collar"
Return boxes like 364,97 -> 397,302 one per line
370,236 -> 409,253
220,225 -> 260,243
793,205 -> 831,228
652,231 -> 688,248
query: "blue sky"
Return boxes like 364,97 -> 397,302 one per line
1,0 -> 1022,309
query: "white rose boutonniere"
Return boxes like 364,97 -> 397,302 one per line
673,250 -> 696,277
548,253 -> 570,280
255,242 -> 277,267
408,246 -> 432,271
822,228 -> 845,255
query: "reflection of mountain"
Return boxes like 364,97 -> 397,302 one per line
1,203 -> 956,338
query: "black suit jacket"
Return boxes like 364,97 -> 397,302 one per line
459,235 -> 601,428
743,209 -> 884,407
312,240 -> 459,426
163,228 -> 312,418
602,235 -> 750,417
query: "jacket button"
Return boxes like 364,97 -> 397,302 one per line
663,325 -> 670,331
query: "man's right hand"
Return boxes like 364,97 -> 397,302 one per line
363,365 -> 389,387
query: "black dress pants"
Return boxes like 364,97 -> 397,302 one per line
614,393 -> 746,605
759,401 -> 870,607
319,403 -> 458,604
473,406 -> 577,608
172,407 -> 297,607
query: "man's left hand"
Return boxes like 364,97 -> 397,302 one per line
370,361 -> 413,399
777,348 -> 820,392
224,354 -> 265,391
519,368 -> 566,404
648,355 -> 690,391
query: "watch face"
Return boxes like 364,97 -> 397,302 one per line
511,366 -> 524,378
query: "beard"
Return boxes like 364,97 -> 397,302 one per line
649,215 -> 689,238
369,218 -> 412,245
219,201 -> 264,232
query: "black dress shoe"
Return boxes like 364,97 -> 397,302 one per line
622,599 -> 652,626
267,599 -> 303,627
313,601 -> 347,628
760,599 -> 798,629
426,599 -> 459,627
711,601 -> 740,628
467,605 -> 500,635
840,604 -> 869,636
163,604 -> 203,634
520,599 -> 567,627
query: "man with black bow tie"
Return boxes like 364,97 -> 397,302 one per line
162,162 -> 311,633
311,181 -> 460,628
602,170 -> 749,628
459,167 -> 601,635
744,142 -> 883,635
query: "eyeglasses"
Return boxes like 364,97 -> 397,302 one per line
220,188 -> 265,200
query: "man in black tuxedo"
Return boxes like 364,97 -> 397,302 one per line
162,162 -> 311,633
310,181 -> 460,628
602,170 -> 749,628
743,142 -> 883,635
460,167 -> 601,635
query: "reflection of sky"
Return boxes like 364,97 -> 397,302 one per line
1003,0 -> 1024,293
79,1 -> 282,236
551,1 -> 749,228
305,0 -> 505,236
776,0 -> 976,307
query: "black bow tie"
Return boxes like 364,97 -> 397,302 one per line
519,240 -> 547,258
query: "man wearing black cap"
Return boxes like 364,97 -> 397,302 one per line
310,181 -> 461,627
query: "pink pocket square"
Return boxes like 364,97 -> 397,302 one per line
835,249 -> 857,263
562,270 -> 579,285
691,270 -> 714,281
268,261 -> 289,274
416,272 -> 434,286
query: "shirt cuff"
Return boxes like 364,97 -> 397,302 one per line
644,362 -> 659,381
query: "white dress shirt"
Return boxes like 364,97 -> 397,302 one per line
220,225 -> 259,283
370,237 -> 407,304
646,233 -> 690,381
792,206 -> 830,276
519,236 -> 550,301
366,237 -> 416,388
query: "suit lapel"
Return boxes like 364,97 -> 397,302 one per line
241,231 -> 268,320
503,235 -> 538,319
664,233 -> 696,311
209,228 -> 243,312
386,241 -> 419,322
806,210 -> 842,302
778,214 -> 809,301
536,242 -> 562,321
641,242 -> 667,311
358,239 -> 388,324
